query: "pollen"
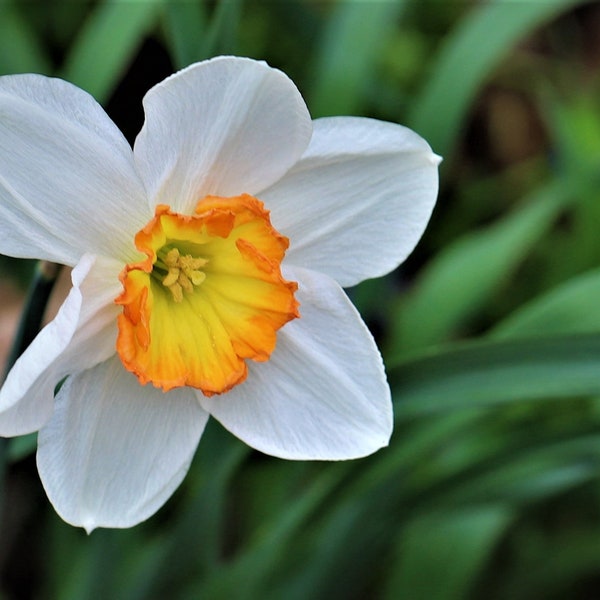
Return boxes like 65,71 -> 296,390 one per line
159,247 -> 208,302
114,194 -> 299,395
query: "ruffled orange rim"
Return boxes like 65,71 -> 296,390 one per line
115,194 -> 299,395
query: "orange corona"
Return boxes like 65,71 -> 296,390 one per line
115,194 -> 299,395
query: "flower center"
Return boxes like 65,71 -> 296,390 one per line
115,194 -> 299,395
154,246 -> 208,302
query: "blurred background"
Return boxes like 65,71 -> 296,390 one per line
2,0 -> 600,598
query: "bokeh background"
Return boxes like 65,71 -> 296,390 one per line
2,0 -> 600,598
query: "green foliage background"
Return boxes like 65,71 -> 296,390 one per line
2,0 -> 600,598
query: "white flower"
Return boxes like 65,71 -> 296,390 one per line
0,56 -> 439,531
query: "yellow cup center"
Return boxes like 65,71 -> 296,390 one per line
114,194 -> 299,395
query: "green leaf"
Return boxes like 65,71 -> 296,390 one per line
121,421 -> 250,598
0,5 -> 52,74
309,0 -> 407,116
383,506 -> 513,600
492,268 -> 600,340
193,464 -> 349,599
7,432 -> 36,462
59,0 -> 161,103
408,0 -> 583,157
545,95 -> 600,271
390,334 -> 600,419
430,435 -> 600,507
502,527 -> 600,600
390,181 -> 568,355
163,0 -> 244,68
162,0 -> 208,69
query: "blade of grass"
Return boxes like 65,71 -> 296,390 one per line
408,0 -> 582,157
384,506 -> 513,600
390,180 -> 568,355
193,465 -> 350,599
60,0 -> 161,103
309,0 -> 407,116
491,268 -> 600,340
0,4 -> 52,74
428,435 -> 600,507
390,334 -> 600,418
163,0 -> 244,68
161,0 -> 207,69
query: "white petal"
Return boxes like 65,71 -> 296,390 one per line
0,254 -> 122,435
37,356 -> 208,532
133,56 -> 312,214
200,266 -> 392,460
0,369 -> 57,437
262,117 -> 440,287
0,74 -> 148,264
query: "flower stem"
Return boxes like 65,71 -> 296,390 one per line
3,261 -> 62,375
0,261 -> 62,504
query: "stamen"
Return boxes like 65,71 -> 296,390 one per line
162,268 -> 180,288
160,246 -> 208,302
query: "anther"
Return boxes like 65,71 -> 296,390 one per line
161,248 -> 208,302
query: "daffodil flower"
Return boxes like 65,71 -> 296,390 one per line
0,56 -> 439,531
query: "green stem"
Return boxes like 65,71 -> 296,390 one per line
3,261 -> 62,377
0,260 -> 62,503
